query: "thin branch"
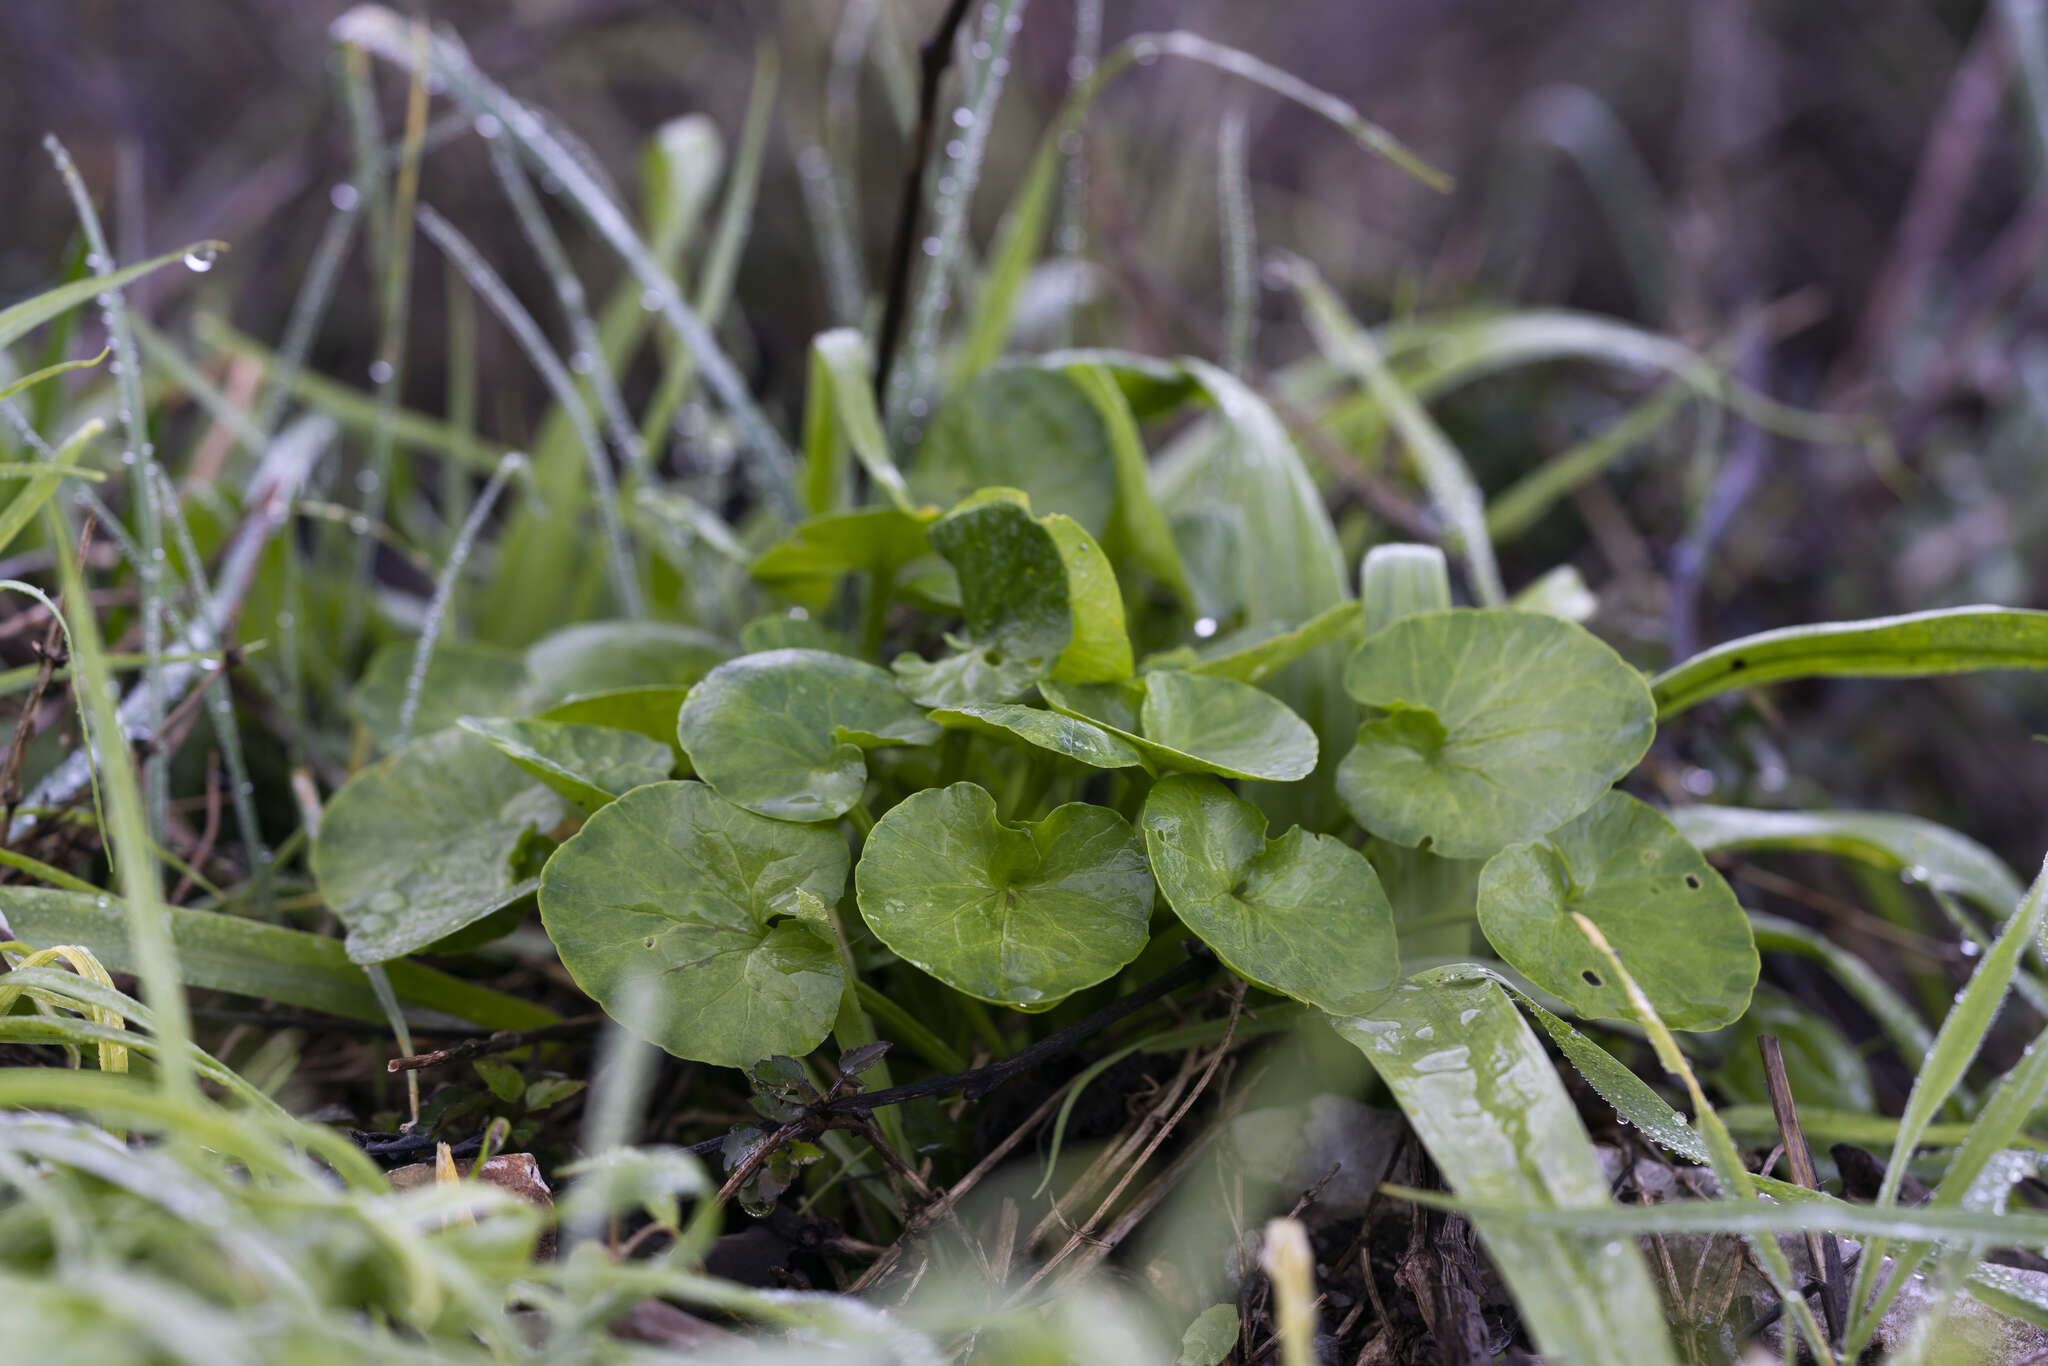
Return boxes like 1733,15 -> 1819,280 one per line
386,1014 -> 604,1072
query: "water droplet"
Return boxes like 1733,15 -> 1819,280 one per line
330,183 -> 360,213
971,40 -> 992,61
474,113 -> 503,140
1068,56 -> 1095,82
952,107 -> 975,129
907,398 -> 930,419
540,172 -> 564,196
348,515 -> 371,536
1903,864 -> 1931,885
789,606 -> 810,621
1003,10 -> 1022,32
1413,1025 -> 1434,1040
1680,766 -> 1715,796
640,288 -> 663,312
120,450 -> 137,467
569,350 -> 596,376
1132,39 -> 1162,65
921,235 -> 942,257
1960,939 -> 1984,958
356,470 -> 380,495
95,897 -> 111,910
991,57 -> 1010,77
945,139 -> 966,160
1193,616 -> 1218,639
368,360 -> 394,385
183,244 -> 218,273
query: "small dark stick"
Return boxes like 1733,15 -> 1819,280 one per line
871,0 -> 977,403
1758,1033 -> 1849,1346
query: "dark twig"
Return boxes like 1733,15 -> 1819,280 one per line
871,0 -> 975,402
1,517 -> 92,835
1759,1033 -> 1848,1347
386,1013 -> 604,1072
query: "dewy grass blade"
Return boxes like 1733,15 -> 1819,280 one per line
1653,606 -> 2048,716
1840,856 -> 2048,1358
0,349 -> 107,405
1333,978 -> 1683,1366
487,139 -> 644,474
1278,253 -> 1505,605
13,416 -> 334,841
42,499 -> 195,1100
341,19 -> 430,662
0,245 -> 216,352
885,0 -> 1032,437
1217,103 -> 1257,377
417,207 -> 640,616
1571,915 -> 1836,1364
333,5 -> 800,518
252,194 -> 361,440
808,329 -> 917,515
1485,381 -> 1690,542
394,451 -> 528,749
960,29 -> 1448,385
151,468 -> 272,912
0,417 -> 104,560
44,135 -> 172,846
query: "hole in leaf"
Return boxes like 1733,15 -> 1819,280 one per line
643,936 -> 657,949
1581,969 -> 1603,987
1684,873 -> 1701,890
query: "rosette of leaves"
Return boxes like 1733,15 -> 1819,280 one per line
891,490 -> 1133,707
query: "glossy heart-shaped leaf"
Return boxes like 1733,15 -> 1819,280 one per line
457,716 -> 673,812
677,648 -> 940,821
1477,791 -> 1757,1031
350,642 -> 533,750
928,702 -> 1144,770
1338,609 -> 1654,858
312,727 -> 568,963
895,494 -> 1132,707
538,781 -> 848,1068
525,620 -> 729,704
1040,672 -> 1317,782
854,783 -> 1152,1008
911,366 -> 1117,536
1142,775 -> 1397,1013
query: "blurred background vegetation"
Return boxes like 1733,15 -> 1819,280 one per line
3,0 -> 2043,1097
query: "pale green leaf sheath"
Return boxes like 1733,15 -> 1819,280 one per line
539,781 -> 847,1068
677,648 -> 940,822
1338,609 -> 1654,859
312,727 -> 567,963
1478,791 -> 1758,1030
855,783 -> 1153,1008
1143,775 -> 1398,1013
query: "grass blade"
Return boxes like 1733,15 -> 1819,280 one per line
1278,253 -> 1505,606
1674,804 -> 2026,920
1333,977 -> 1684,1366
1653,606 -> 2048,717
1841,856 -> 2048,1357
0,244 -> 220,352
0,887 -> 552,1031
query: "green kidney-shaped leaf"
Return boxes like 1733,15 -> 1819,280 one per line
912,366 -> 1117,536
677,649 -> 940,821
1040,672 -> 1317,782
929,702 -> 1144,770
350,642 -> 533,751
1338,610 -> 1654,859
1477,791 -> 1757,1030
526,620 -> 730,704
312,727 -> 568,963
854,783 -> 1152,1008
457,716 -> 673,812
538,781 -> 847,1068
1142,775 -> 1397,1013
